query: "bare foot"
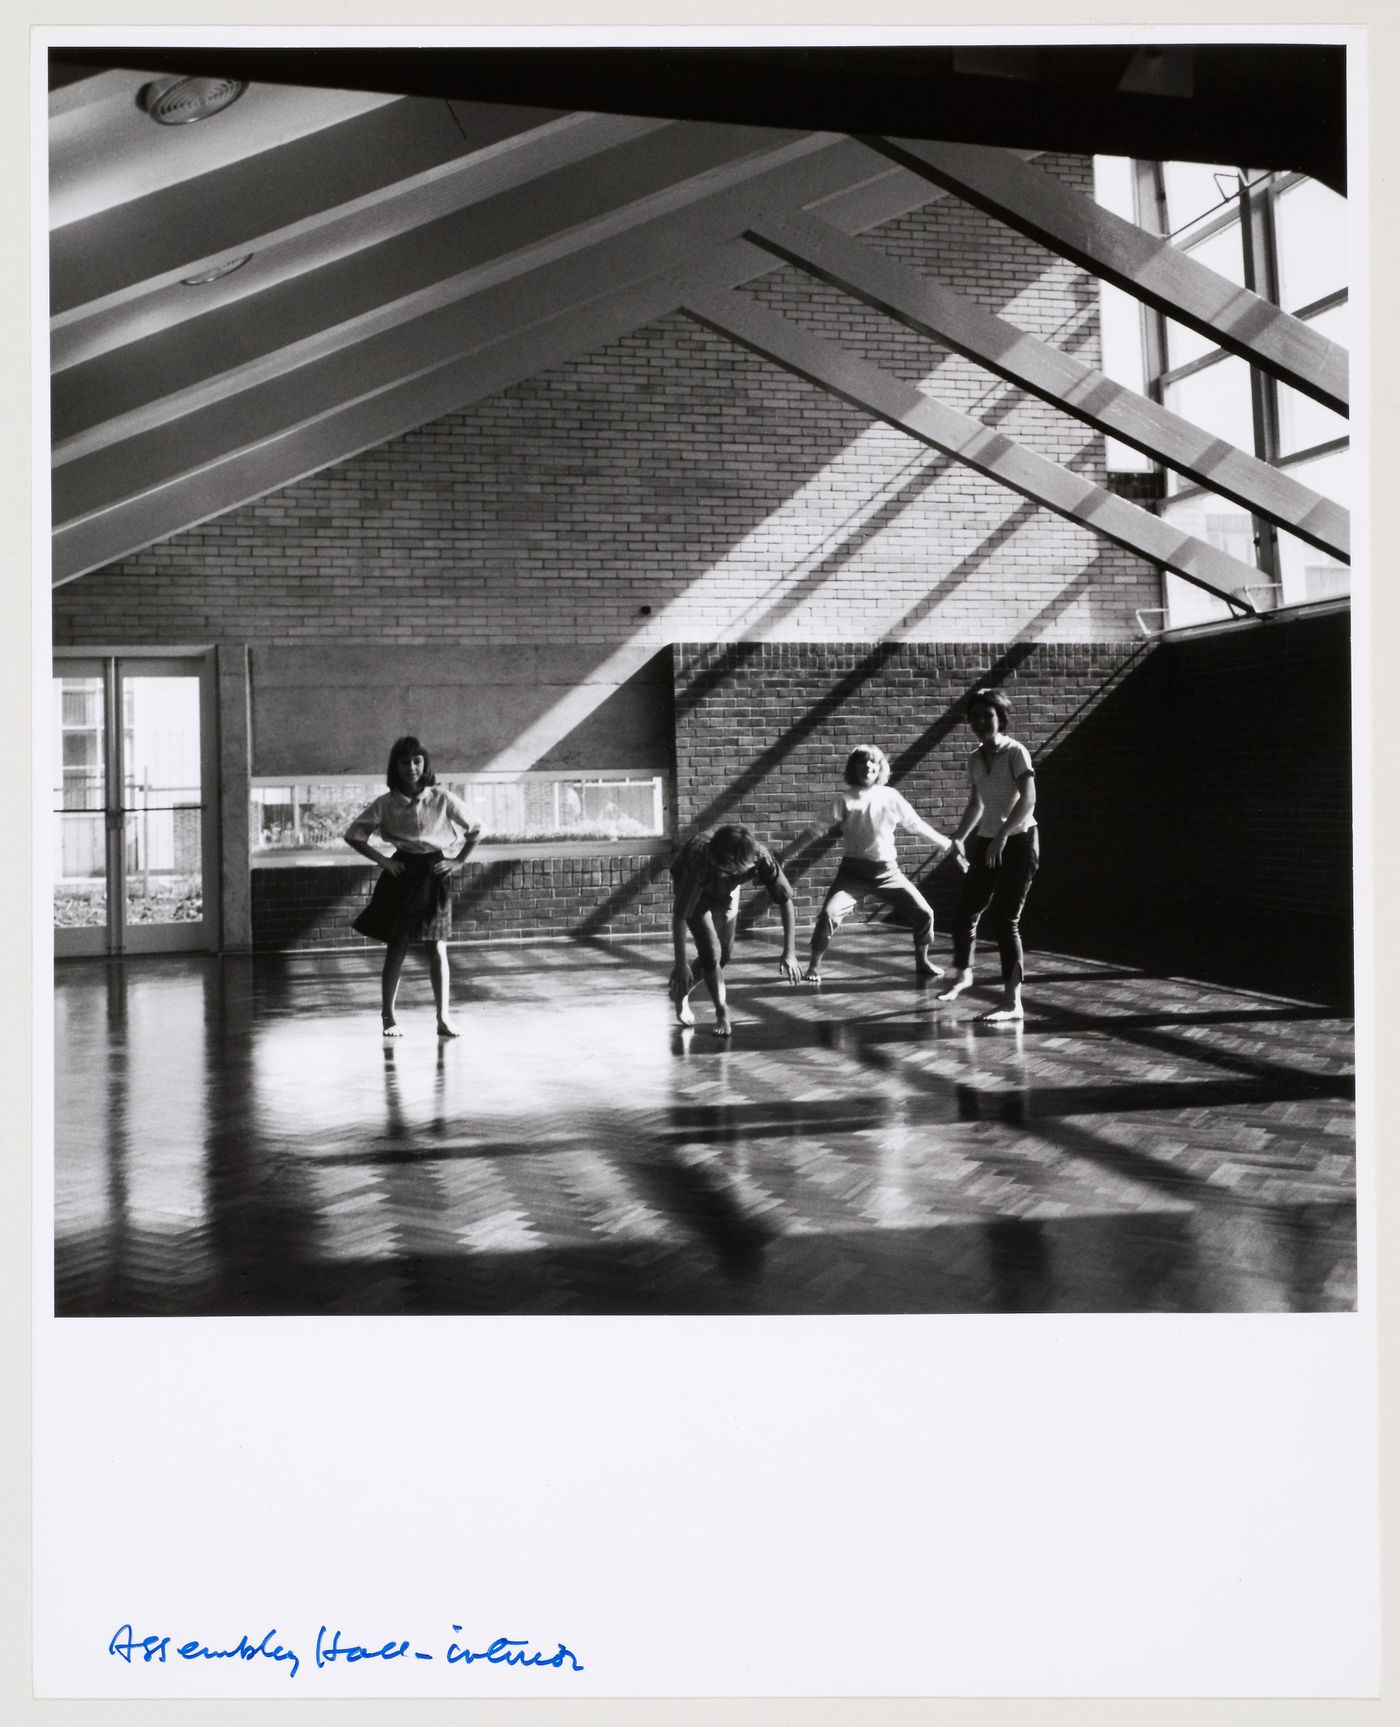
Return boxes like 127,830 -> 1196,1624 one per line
715,1014 -> 734,1038
672,990 -> 696,1027
382,1021 -> 403,1039
979,1003 -> 1024,1023
936,969 -> 974,1001
803,965 -> 822,984
915,948 -> 944,979
436,1019 -> 461,1038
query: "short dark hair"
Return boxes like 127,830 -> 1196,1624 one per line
968,688 -> 1010,729
843,744 -> 891,787
707,824 -> 758,872
386,735 -> 436,791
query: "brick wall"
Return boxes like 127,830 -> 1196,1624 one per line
658,621 -> 1352,995
668,637 -> 1152,937
253,854 -> 673,952
249,615 -> 1350,991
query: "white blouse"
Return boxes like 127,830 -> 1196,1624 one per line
829,786 -> 936,865
969,738 -> 1035,837
344,787 -> 475,854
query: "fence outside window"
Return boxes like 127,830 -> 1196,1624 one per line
251,770 -> 669,860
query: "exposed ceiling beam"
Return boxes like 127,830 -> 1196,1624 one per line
52,128 -> 845,530
859,138 -> 1348,415
53,142 -> 956,582
53,119 -> 824,455
681,285 -> 1260,613
53,110 -> 672,372
746,207 -> 1349,562
52,97 -> 566,318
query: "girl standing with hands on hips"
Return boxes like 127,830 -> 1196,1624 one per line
344,736 -> 481,1038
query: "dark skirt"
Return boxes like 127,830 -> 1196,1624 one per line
352,851 -> 453,944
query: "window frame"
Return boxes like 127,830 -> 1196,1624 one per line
249,768 -> 675,867
1124,159 -> 1348,625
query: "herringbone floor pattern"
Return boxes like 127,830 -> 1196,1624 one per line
52,933 -> 1357,1315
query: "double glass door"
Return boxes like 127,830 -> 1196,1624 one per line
53,655 -> 217,956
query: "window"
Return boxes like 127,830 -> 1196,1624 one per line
55,676 -> 105,811
251,770 -> 671,863
1116,158 -> 1350,627
1162,353 -> 1258,478
1275,301 -> 1349,458
1162,160 -> 1243,240
1273,178 -> 1347,314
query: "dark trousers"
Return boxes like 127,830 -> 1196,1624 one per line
816,856 -> 934,949
951,829 -> 1039,988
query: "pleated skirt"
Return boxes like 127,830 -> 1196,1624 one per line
352,851 -> 453,943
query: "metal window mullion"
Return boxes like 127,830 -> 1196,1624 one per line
1132,159 -> 1171,405
1277,435 -> 1350,470
1242,175 -> 1281,583
1292,287 -> 1348,322
1158,296 -> 1345,387
1171,198 -> 1250,251
104,657 -> 124,954
1132,159 -> 1171,608
1167,168 -> 1283,248
1158,345 -> 1236,390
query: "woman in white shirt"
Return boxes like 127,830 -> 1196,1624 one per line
937,689 -> 1039,1021
344,736 -> 481,1038
804,744 -> 952,983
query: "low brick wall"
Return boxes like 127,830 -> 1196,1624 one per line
251,853 -> 673,951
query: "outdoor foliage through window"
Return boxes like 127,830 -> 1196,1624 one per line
251,772 -> 667,855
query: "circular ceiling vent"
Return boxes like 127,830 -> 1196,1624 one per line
142,76 -> 248,126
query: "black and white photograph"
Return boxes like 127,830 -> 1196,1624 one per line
27,14 -> 1383,1708
46,37 -> 1359,1318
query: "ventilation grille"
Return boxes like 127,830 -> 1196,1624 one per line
143,77 -> 248,126
181,254 -> 254,287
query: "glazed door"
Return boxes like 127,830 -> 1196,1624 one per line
52,655 -> 218,956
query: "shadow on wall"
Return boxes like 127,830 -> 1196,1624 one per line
249,643 -> 675,778
56,164 -> 1111,664
1030,612 -> 1353,1007
674,611 -> 1353,1009
246,613 -> 1354,1015
566,631 -> 1012,940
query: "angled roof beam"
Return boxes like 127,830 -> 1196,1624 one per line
681,285 -> 1258,614
52,143 -> 953,582
52,109 -> 675,372
857,138 -> 1348,415
50,97 -> 570,318
746,207 -> 1348,562
53,119 -> 829,455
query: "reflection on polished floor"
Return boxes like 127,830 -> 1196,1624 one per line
52,933 -> 1357,1316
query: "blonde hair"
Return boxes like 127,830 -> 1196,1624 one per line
843,745 -> 891,787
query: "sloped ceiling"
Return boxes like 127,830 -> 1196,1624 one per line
47,44 -> 1347,586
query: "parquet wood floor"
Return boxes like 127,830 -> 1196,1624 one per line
52,933 -> 1357,1315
